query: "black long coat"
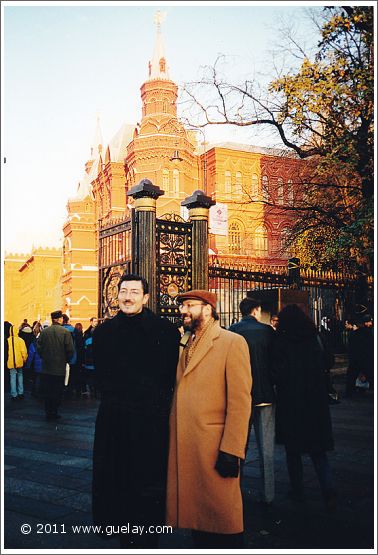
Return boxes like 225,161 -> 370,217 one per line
272,329 -> 334,453
92,309 -> 179,531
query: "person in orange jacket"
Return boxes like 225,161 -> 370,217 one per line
7,325 -> 28,401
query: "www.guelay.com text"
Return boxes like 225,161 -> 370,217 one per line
20,523 -> 172,536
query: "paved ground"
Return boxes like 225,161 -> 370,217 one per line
3,358 -> 375,551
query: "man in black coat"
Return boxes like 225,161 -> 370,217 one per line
346,313 -> 374,396
229,297 -> 276,505
92,273 -> 180,548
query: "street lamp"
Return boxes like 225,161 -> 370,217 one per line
168,125 -> 208,193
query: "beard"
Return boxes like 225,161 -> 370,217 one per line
182,312 -> 203,333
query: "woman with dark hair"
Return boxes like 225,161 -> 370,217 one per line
272,304 -> 337,511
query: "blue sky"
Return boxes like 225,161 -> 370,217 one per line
2,1 -> 325,254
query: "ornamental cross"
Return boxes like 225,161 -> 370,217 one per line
154,10 -> 166,33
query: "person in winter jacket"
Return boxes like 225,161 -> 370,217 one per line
83,317 -> 98,396
37,310 -> 75,420
7,325 -> 28,400
271,304 -> 337,512
62,314 -> 77,396
229,297 -> 276,505
71,323 -> 85,395
166,290 -> 251,548
92,275 -> 179,549
19,322 -> 34,390
26,323 -> 44,398
346,313 -> 374,395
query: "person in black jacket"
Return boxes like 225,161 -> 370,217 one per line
92,273 -> 180,549
272,304 -> 336,512
229,297 -> 276,505
346,313 -> 374,396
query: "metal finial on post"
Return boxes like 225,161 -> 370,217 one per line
182,190 -> 215,290
127,179 -> 164,312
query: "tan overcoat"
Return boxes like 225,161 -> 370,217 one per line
166,321 -> 252,533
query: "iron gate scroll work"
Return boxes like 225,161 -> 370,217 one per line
156,214 -> 192,321
99,217 -> 133,319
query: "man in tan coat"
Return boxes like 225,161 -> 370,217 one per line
166,290 -> 252,548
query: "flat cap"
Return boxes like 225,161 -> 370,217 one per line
177,289 -> 217,310
51,310 -> 63,320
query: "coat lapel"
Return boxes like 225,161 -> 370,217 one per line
182,322 -> 221,377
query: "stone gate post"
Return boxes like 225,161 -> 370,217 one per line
181,189 -> 215,291
127,179 -> 164,312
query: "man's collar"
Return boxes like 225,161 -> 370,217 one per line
243,315 -> 258,322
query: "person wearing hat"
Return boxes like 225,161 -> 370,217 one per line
37,310 -> 75,420
166,289 -> 252,548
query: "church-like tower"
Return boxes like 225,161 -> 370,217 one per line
125,11 -> 199,216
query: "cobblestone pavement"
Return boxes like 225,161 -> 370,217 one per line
3,363 -> 375,551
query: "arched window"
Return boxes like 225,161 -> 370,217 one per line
229,221 -> 243,254
277,177 -> 284,205
172,169 -> 179,195
251,174 -> 259,199
235,172 -> 242,196
254,225 -> 268,257
162,98 -> 168,113
225,171 -> 231,195
162,169 -> 169,191
262,175 -> 269,201
287,179 -> 294,204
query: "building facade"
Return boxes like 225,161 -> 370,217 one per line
62,16 -> 307,322
4,247 -> 62,326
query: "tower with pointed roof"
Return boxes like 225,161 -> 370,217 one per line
125,11 -> 200,215
61,119 -> 101,324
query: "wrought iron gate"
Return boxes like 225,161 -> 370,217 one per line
156,214 -> 192,321
99,213 -> 193,321
98,216 -> 133,319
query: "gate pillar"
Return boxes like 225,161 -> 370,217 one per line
182,189 -> 215,290
127,179 -> 164,312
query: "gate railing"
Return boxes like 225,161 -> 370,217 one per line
98,215 -> 134,319
98,180 -> 373,340
156,214 -> 192,320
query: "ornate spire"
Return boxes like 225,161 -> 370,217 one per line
90,114 -> 103,159
149,10 -> 169,79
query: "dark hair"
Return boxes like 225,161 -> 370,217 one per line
276,304 -> 316,336
211,307 -> 220,321
118,273 -> 149,295
62,314 -> 69,324
75,322 -> 83,332
239,297 -> 262,317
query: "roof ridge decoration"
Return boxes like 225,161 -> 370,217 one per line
91,114 -> 103,159
149,10 -> 169,80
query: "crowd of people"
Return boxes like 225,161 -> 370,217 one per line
4,313 -> 101,411
3,274 -> 374,548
